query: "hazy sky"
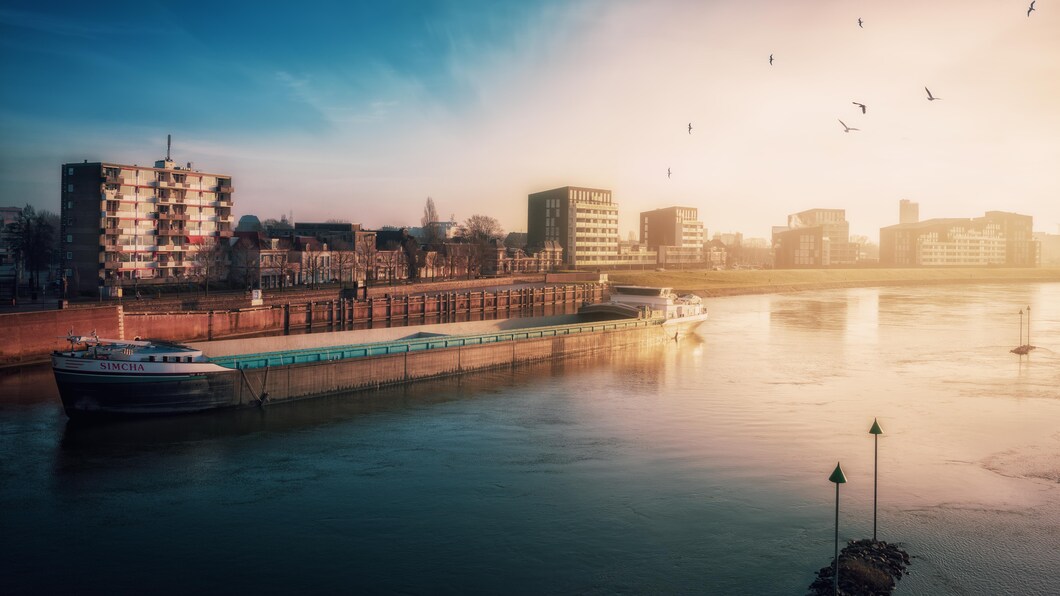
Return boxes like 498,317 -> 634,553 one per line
2,0 -> 1058,240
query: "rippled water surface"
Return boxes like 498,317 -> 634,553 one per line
2,283 -> 1059,595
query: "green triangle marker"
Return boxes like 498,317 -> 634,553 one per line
829,462 -> 847,484
869,418 -> 883,435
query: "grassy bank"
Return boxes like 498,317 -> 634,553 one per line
606,267 -> 1060,297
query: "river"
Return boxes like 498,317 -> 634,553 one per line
1,283 -> 1058,595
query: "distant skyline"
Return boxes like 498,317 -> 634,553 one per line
2,0 -> 1059,240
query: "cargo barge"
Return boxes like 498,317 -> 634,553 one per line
52,287 -> 706,418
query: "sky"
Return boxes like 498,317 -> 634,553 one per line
1,0 -> 1059,240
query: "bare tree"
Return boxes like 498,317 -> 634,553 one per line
188,240 -> 228,297
331,240 -> 357,285
421,196 -> 444,248
7,205 -> 56,296
357,233 -> 377,283
458,214 -> 504,243
229,239 -> 259,289
377,243 -> 404,285
455,215 -> 503,279
302,244 -> 322,288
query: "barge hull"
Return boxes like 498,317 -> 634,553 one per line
58,318 -> 681,418
55,369 -> 241,417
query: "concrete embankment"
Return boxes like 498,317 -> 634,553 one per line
0,284 -> 602,367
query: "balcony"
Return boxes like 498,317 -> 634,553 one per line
158,227 -> 186,236
217,185 -> 234,193
217,230 -> 234,238
157,212 -> 188,221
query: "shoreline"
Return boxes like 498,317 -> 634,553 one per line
604,267 -> 1060,298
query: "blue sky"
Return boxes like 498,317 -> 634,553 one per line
3,1 -> 1059,239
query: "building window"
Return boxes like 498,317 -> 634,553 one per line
66,234 -> 73,243
66,251 -> 72,260
67,184 -> 74,192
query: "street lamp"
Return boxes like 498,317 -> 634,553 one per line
829,462 -> 848,596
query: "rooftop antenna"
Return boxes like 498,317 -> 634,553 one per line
166,134 -> 171,161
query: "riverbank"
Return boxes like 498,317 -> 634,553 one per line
606,267 -> 1060,297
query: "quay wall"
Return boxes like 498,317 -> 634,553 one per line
0,306 -> 121,366
3,285 -> 603,366
232,321 -> 662,406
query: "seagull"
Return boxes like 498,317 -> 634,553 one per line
853,102 -> 866,114
838,119 -> 859,133
925,87 -> 940,101
688,122 -> 692,134
667,167 -> 671,179
858,18 -> 863,28
769,54 -> 774,65
1028,1 -> 1035,16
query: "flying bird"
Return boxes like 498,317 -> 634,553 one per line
838,119 -> 859,133
858,18 -> 863,28
1028,1 -> 1035,16
667,167 -> 671,179
688,122 -> 692,134
769,54 -> 774,65
925,87 -> 940,101
853,102 -> 866,114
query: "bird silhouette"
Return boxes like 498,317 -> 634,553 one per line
925,87 -> 940,101
688,122 -> 692,134
1028,1 -> 1035,16
667,167 -> 671,179
769,54 -> 774,65
853,102 -> 866,114
858,18 -> 863,28
838,119 -> 859,133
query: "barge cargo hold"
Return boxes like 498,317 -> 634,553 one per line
53,306 -> 706,418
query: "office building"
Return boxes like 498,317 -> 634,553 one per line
772,208 -> 857,268
528,186 -> 621,267
639,206 -> 705,267
899,199 -> 919,225
879,211 -> 1038,267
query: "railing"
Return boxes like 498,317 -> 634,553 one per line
212,317 -> 654,370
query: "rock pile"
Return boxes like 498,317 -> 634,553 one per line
807,539 -> 911,595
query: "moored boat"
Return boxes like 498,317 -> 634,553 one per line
53,288 -> 706,418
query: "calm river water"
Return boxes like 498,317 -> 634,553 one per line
2,283 -> 1058,595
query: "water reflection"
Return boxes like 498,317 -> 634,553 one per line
769,294 -> 848,331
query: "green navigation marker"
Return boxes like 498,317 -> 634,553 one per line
829,462 -> 847,484
870,418 -> 883,542
829,461 -> 846,596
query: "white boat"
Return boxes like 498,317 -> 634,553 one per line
579,285 -> 708,334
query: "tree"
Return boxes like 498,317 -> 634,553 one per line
421,197 -> 444,248
229,239 -> 259,289
331,239 -> 358,285
188,240 -> 228,297
357,233 -> 377,283
400,228 -> 422,281
458,214 -> 504,244
455,215 -> 504,279
7,205 -> 56,295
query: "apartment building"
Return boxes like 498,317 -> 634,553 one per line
879,211 -> 1038,267
60,155 -> 234,296
639,206 -> 705,267
527,186 -> 622,267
